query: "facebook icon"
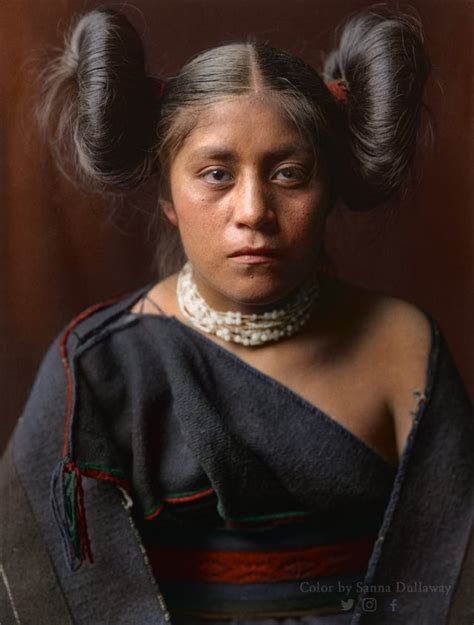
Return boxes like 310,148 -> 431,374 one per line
383,596 -> 399,612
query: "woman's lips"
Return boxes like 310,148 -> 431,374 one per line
230,254 -> 278,264
228,247 -> 280,264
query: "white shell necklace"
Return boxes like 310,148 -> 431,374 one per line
176,261 -> 320,346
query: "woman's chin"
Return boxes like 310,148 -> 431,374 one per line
218,281 -> 300,313
192,263 -> 314,313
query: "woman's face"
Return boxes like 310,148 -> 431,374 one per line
161,94 -> 332,313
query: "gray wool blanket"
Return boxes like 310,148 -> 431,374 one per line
0,283 -> 473,624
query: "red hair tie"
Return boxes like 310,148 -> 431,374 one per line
158,79 -> 166,98
327,80 -> 349,104
149,77 -> 167,100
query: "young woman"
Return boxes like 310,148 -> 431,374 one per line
0,6 -> 472,625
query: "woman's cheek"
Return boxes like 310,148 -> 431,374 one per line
177,209 -> 223,264
285,204 -> 322,241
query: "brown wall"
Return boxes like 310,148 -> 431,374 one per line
1,0 -> 473,451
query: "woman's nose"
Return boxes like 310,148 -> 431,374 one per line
232,176 -> 277,230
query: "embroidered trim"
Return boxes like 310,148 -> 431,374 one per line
52,291 -> 137,570
147,534 -> 376,583
145,486 -> 216,520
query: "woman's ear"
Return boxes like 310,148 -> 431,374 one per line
160,198 -> 178,227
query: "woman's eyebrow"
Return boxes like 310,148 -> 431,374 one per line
188,144 -> 313,162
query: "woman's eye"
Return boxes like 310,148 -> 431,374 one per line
274,167 -> 307,183
199,166 -> 308,185
201,169 -> 232,184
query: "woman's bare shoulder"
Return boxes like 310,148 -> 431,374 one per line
322,274 -> 432,348
328,275 -> 432,456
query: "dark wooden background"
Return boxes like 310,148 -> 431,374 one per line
1,0 -> 472,452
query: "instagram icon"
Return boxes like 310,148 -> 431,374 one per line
362,598 -> 377,612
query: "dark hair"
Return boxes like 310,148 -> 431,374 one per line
35,5 -> 431,274
323,8 -> 432,210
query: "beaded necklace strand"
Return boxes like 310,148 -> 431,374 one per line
176,261 -> 320,346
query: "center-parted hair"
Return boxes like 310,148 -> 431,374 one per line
35,5 -> 431,220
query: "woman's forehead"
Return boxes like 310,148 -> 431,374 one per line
185,142 -> 313,161
189,93 -> 299,132
175,95 -> 314,159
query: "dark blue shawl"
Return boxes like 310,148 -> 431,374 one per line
0,284 -> 472,624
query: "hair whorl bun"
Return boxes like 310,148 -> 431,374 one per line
36,8 -> 159,190
324,9 -> 432,210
